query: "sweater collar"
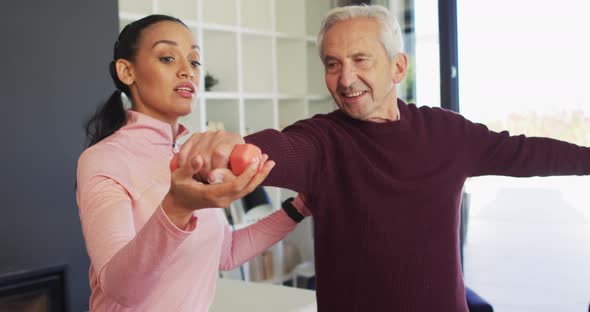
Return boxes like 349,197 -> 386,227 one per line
123,110 -> 189,146
335,98 -> 410,128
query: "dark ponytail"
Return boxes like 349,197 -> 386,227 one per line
85,91 -> 127,147
85,14 -> 187,148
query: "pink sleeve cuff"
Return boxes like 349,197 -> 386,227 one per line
292,195 -> 312,217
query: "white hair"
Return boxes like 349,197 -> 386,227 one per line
317,4 -> 404,60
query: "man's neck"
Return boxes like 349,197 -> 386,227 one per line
367,101 -> 400,123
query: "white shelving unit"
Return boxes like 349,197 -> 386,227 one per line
119,0 -> 335,286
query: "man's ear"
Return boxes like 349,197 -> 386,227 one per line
115,59 -> 134,86
391,53 -> 408,84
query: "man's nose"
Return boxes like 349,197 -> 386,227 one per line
338,64 -> 356,88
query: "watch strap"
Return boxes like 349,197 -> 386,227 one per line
281,197 -> 305,223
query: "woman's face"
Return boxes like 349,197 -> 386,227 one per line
120,21 -> 200,125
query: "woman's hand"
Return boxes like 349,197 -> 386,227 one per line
162,154 -> 275,228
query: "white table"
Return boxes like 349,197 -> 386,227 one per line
210,279 -> 317,312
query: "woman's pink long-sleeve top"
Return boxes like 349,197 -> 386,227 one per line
76,110 -> 300,312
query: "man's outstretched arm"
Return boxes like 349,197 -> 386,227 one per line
177,124 -> 322,193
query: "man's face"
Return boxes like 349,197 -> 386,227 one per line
322,17 -> 406,122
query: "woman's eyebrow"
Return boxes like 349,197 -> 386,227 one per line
152,40 -> 200,50
152,39 -> 177,48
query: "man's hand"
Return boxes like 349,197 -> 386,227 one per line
177,130 -> 245,181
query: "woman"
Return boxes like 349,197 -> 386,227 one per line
76,15 -> 308,311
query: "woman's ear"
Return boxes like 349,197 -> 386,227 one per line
391,53 -> 408,84
115,59 -> 134,86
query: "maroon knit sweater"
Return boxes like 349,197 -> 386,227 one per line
245,99 -> 590,311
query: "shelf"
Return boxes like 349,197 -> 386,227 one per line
202,0 -> 237,26
308,98 -> 335,117
202,30 -> 238,92
203,92 -> 240,99
242,93 -> 275,100
118,1 -> 152,15
275,1 -> 305,36
250,271 -> 295,285
275,32 -> 307,41
245,100 -> 275,135
242,35 -> 273,93
279,99 -> 306,129
241,28 -> 275,37
305,94 -> 331,101
280,189 -> 315,264
158,0 -> 198,21
240,0 -> 273,31
305,0 -> 331,37
118,12 -> 147,24
246,245 -> 282,283
179,104 -> 202,133
205,99 -> 240,133
277,39 -> 306,96
306,42 -> 327,96
188,25 -> 201,53
201,23 -> 240,33
277,94 -> 304,100
118,18 -> 132,34
279,188 -> 297,203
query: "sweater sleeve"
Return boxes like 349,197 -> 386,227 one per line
218,209 -> 298,270
244,122 -> 324,193
461,115 -> 590,177
77,159 -> 197,307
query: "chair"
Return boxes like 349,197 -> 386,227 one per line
466,287 -> 493,312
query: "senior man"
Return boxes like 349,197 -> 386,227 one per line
179,5 -> 590,311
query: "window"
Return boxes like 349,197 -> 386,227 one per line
458,1 -> 590,311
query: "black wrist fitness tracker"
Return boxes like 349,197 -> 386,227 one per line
281,197 -> 305,223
